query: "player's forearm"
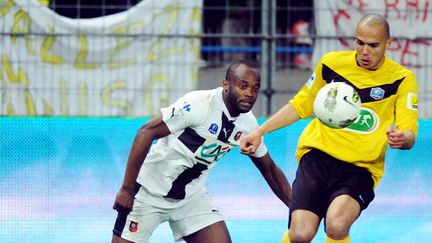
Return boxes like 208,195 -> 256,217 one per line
121,128 -> 153,189
257,103 -> 300,136
263,164 -> 292,207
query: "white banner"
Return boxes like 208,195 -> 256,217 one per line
314,0 -> 431,118
0,0 -> 202,116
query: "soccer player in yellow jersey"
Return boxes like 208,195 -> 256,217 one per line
240,13 -> 418,243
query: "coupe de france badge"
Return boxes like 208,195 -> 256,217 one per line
208,123 -> 218,134
370,87 -> 385,100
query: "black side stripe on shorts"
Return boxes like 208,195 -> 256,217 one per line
322,64 -> 405,103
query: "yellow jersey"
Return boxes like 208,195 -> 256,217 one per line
290,50 -> 418,186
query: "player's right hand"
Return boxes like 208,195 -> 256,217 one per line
240,130 -> 262,155
386,126 -> 405,149
113,186 -> 135,213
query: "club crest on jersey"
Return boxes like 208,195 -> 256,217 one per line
234,132 -> 242,141
370,87 -> 385,100
129,221 -> 139,232
208,123 -> 219,134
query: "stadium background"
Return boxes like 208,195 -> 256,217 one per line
1,0 -> 431,242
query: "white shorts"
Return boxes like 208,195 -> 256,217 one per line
113,186 -> 224,242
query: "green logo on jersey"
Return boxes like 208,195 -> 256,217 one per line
345,107 -> 379,133
197,143 -> 232,163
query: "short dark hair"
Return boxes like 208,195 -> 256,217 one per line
358,13 -> 390,39
225,60 -> 260,83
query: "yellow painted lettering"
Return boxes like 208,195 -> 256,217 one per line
6,103 -> 16,116
60,79 -> 68,115
42,100 -> 53,115
75,35 -> 101,69
190,7 -> 201,35
2,54 -> 29,86
2,93 -> 15,115
80,81 -> 87,115
11,10 -> 34,55
41,33 -> 64,64
24,91 -> 36,115
0,67 -> 4,83
6,103 -> 15,116
0,0 -> 14,18
102,81 -> 132,115
146,5 -> 183,61
108,22 -> 144,68
145,72 -> 170,115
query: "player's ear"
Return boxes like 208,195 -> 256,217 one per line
385,37 -> 392,50
222,79 -> 229,92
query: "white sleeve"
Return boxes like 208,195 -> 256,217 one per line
160,93 -> 204,133
252,138 -> 268,158
242,114 -> 268,158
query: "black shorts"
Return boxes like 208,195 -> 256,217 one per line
289,149 -> 375,222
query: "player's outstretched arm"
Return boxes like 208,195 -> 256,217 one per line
249,153 -> 292,208
240,103 -> 300,155
113,115 -> 171,213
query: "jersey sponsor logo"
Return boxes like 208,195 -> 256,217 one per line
306,72 -> 316,89
407,93 -> 418,111
200,143 -> 230,159
344,107 -> 379,134
208,123 -> 218,134
195,140 -> 233,164
129,221 -> 139,233
370,87 -> 385,100
182,103 -> 191,112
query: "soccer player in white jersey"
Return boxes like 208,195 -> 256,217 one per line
112,60 -> 292,243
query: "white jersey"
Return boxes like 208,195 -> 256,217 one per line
137,87 -> 267,200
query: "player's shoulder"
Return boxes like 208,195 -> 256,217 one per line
237,111 -> 260,131
180,88 -> 220,111
384,56 -> 415,77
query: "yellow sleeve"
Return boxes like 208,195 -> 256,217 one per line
395,71 -> 419,137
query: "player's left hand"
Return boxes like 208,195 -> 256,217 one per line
386,126 -> 405,149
